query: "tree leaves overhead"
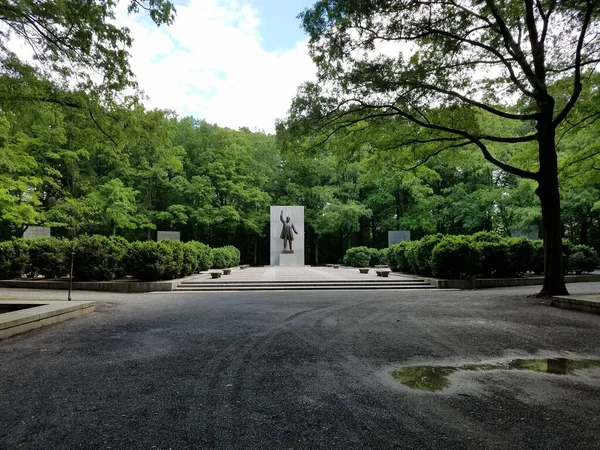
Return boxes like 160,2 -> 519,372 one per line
0,0 -> 175,93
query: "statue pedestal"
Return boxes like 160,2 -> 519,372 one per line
279,253 -> 296,267
270,206 -> 305,266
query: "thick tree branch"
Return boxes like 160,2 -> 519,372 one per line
553,0 -> 594,127
485,0 -> 545,93
410,82 -> 539,120
403,141 -> 473,171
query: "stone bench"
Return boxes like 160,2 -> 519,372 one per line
209,271 -> 223,279
374,265 -> 389,269
326,264 -> 333,268
333,264 -> 340,269
359,268 -> 370,274
222,268 -> 232,275
375,269 -> 391,277
240,264 -> 250,270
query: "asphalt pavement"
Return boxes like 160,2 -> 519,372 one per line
1,283 -> 600,449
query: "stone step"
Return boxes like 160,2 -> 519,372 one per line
180,279 -> 426,285
174,283 -> 433,291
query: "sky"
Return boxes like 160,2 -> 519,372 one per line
117,0 -> 318,133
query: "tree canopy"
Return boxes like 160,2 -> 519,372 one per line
276,0 -> 600,294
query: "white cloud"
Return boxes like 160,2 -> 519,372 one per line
118,0 -> 316,133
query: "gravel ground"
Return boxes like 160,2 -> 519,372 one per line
1,283 -> 600,449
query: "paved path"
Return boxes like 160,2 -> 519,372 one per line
1,283 -> 600,449
193,266 -> 417,283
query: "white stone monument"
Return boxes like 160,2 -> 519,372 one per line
157,231 -> 181,241
270,206 -> 304,266
23,226 -> 51,239
388,230 -> 411,246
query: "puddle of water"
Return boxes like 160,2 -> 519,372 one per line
0,303 -> 46,314
391,358 -> 600,392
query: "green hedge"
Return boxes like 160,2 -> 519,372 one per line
373,232 -> 599,279
26,237 -> 70,278
186,241 -> 213,272
569,244 -> 599,274
211,245 -> 240,269
0,236 -> 221,282
73,234 -> 127,281
0,239 -> 29,279
125,241 -> 172,281
343,246 -> 375,267
431,235 -> 481,278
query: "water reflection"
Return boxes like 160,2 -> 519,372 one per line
391,357 -> 600,392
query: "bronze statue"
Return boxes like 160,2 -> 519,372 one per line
280,210 -> 298,253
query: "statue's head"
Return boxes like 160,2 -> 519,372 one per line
286,216 -> 290,222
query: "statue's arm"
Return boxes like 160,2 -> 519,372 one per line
280,210 -> 285,224
292,224 -> 298,234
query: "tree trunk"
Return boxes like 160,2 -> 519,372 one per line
371,217 -> 377,247
253,236 -> 258,266
537,110 -> 568,296
580,215 -> 589,245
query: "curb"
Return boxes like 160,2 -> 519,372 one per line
0,301 -> 95,340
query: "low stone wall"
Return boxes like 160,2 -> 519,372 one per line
424,274 -> 600,289
552,296 -> 600,314
0,301 -> 95,340
0,279 -> 178,293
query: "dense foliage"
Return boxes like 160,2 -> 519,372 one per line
380,233 -> 598,279
0,236 -> 235,282
0,0 -> 598,279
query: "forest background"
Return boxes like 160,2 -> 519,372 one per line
0,0 -> 599,267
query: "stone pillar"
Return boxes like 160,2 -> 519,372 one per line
23,226 -> 51,238
157,231 -> 181,241
270,206 -> 304,266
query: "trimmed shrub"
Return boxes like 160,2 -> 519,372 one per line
186,241 -> 212,272
73,234 -> 124,281
370,248 -> 387,267
160,240 -> 185,279
125,241 -> 172,281
380,247 -> 392,268
225,245 -> 241,266
386,244 -> 400,271
404,240 -> 420,274
0,239 -> 29,279
343,246 -> 374,267
431,235 -> 481,279
530,240 -> 544,274
26,237 -> 70,278
108,236 -> 130,279
211,246 -> 240,269
505,237 -> 534,276
562,239 -> 574,274
470,231 -> 504,243
410,234 -> 444,276
569,245 -> 598,274
181,243 -> 198,276
476,240 -> 511,277
390,241 -> 411,272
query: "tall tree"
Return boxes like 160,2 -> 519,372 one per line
284,0 -> 600,295
0,0 -> 175,93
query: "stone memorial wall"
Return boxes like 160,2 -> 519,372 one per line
270,206 -> 305,266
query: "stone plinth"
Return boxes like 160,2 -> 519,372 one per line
23,226 -> 51,239
270,206 -> 304,266
279,253 -> 296,267
157,231 -> 181,241
388,230 -> 411,246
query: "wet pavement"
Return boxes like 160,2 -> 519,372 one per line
1,283 -> 600,449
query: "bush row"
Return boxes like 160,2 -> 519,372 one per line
343,232 -> 598,279
0,236 -> 240,282
342,246 -> 386,267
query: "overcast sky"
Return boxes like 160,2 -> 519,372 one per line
117,0 -> 317,133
